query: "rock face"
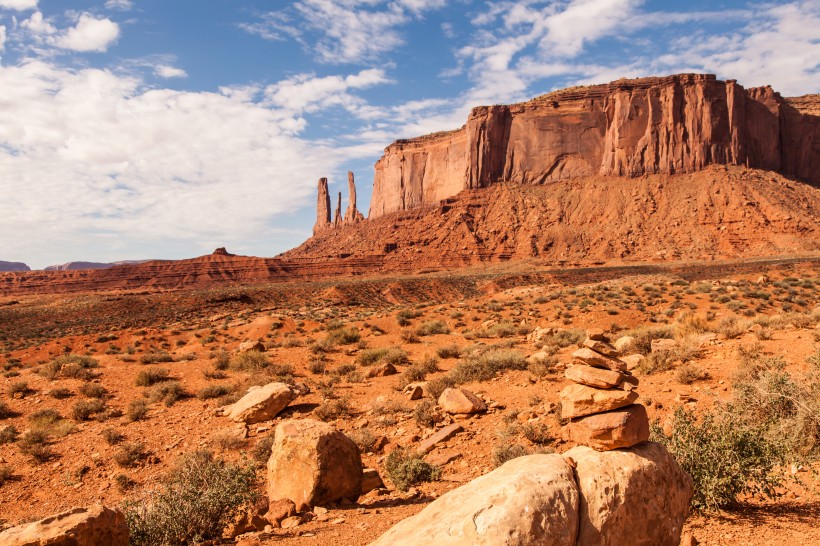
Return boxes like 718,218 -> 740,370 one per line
368,454 -> 580,546
560,384 -> 639,419
370,74 -> 820,217
0,261 -> 30,272
0,505 -> 129,546
566,443 -> 693,546
344,172 -> 364,224
314,177 -> 332,235
226,382 -> 297,424
565,404 -> 650,451
370,444 -> 692,546
267,419 -> 362,511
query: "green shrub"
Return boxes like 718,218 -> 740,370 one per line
449,349 -> 527,384
356,347 -> 409,367
415,320 -> 450,336
72,399 -> 106,421
492,443 -> 530,467
127,399 -> 149,422
436,344 -> 461,359
326,326 -> 361,345
229,351 -> 269,371
197,385 -> 234,400
139,351 -> 173,365
124,450 -> 257,546
384,447 -> 440,491
149,381 -> 185,407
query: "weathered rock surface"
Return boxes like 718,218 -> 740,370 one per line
565,364 -> 626,389
571,348 -> 627,372
582,339 -> 619,357
226,382 -> 296,424
565,404 -> 650,451
0,505 -> 129,546
313,177 -> 332,234
370,74 -> 820,217
344,172 -> 365,224
368,454 -> 579,546
565,442 -> 693,546
238,340 -> 265,353
267,419 -> 362,511
418,423 -> 463,453
560,384 -> 639,418
438,388 -> 487,414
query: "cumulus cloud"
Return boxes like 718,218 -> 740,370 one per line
0,0 -> 37,11
154,64 -> 187,79
104,0 -> 133,11
56,13 -> 120,52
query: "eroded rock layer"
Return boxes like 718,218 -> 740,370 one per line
370,74 -> 819,217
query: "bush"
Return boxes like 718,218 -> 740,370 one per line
149,381 -> 185,407
102,427 -> 125,445
19,430 -> 54,462
676,364 -> 708,385
124,450 -> 257,545
414,399 -> 439,428
251,436 -> 275,465
229,351 -> 269,371
0,424 -> 19,444
326,326 -> 361,345
314,398 -> 352,421
197,384 -> 234,400
0,400 -> 14,419
0,465 -> 12,486
357,347 -> 409,367
425,376 -> 456,400
396,309 -> 420,326
115,442 -> 147,467
348,429 -> 378,453
492,443 -> 530,467
72,399 -> 106,421
652,406 -> 787,512
39,354 -> 99,380
449,349 -> 527,385
28,408 -> 62,429
79,383 -> 107,399
620,326 -> 674,355
415,320 -> 450,336
139,351 -> 173,365
7,381 -> 30,397
384,447 -> 440,491
135,368 -> 170,387
436,344 -> 461,359
127,399 -> 149,422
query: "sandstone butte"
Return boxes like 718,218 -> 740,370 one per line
0,73 -> 818,296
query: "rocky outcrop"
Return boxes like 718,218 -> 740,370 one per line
0,505 -> 129,546
314,177 -> 332,235
267,419 -> 362,511
370,74 -> 820,217
344,172 -> 364,224
369,444 -> 692,546
224,382 -> 297,424
333,192 -> 342,228
0,261 -> 29,272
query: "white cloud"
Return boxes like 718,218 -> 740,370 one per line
0,25 -> 6,51
56,13 -> 120,52
105,0 -> 133,11
242,0 -> 447,63
0,0 -> 37,11
0,60 -> 353,268
264,68 -> 392,116
154,64 -> 187,79
21,10 -> 56,35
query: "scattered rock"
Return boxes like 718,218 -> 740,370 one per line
361,468 -> 385,494
226,382 -> 297,424
267,419 -> 362,511
368,454 -> 579,546
564,404 -> 650,451
265,499 -> 297,524
238,340 -> 266,353
586,328 -> 607,341
620,354 -> 644,372
0,505 -> 129,546
566,442 -> 693,545
417,423 -> 463,454
613,335 -> 634,352
404,383 -> 424,400
565,364 -> 625,389
438,388 -> 486,414
367,362 -> 397,378
571,348 -> 627,372
582,338 -> 619,357
527,326 -> 555,344
559,384 -> 639,419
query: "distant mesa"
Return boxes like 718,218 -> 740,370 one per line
44,260 -> 150,271
0,261 -> 30,272
212,247 -> 235,256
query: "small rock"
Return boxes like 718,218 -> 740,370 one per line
438,388 -> 486,415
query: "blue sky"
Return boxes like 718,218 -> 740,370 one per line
0,0 -> 817,269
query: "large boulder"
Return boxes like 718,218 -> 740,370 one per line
368,454 -> 579,546
226,382 -> 296,424
565,442 -> 693,546
267,419 -> 362,511
438,388 -> 486,414
0,505 -> 128,546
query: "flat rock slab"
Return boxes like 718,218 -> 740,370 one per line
565,364 -> 625,389
560,384 -> 639,419
583,339 -> 619,357
565,442 -> 693,546
565,404 -> 649,451
418,423 -> 463,454
572,348 -> 626,372
368,454 -> 579,546
0,505 -> 129,546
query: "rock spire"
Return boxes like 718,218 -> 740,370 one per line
313,178 -> 331,235
313,172 -> 365,235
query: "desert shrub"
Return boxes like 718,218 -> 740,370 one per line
139,351 -> 173,365
39,354 -> 99,380
149,381 -> 185,407
717,316 -> 750,339
115,474 -> 136,492
49,388 -> 73,399
492,443 -> 530,467
72,399 -> 106,422
79,383 -> 107,399
332,363 -> 357,377
102,427 -> 125,445
399,328 -> 419,343
19,430 -> 54,462
314,397 -> 352,421
384,447 -> 440,491
28,408 -> 62,429
7,381 -> 30,397
396,309 -> 420,326
415,320 -> 450,336
652,406 -> 787,512
197,384 -> 234,400
348,429 -> 378,453
620,325 -> 675,354
436,344 -> 461,359
308,360 -> 327,374
637,350 -> 677,375
449,349 -> 527,385
413,399 -> 439,428
127,399 -> 150,422
676,364 -> 708,385
425,376 -> 456,400
266,363 -> 294,381
115,442 -> 147,467
251,436 -> 275,465
123,450 -> 257,546
0,465 -> 12,486
485,321 -> 516,338
229,351 -> 269,371
0,400 -> 13,419
357,347 -> 409,367
326,326 -> 361,345
135,368 -> 170,387
212,350 -> 230,370
0,424 -> 19,444
527,355 -> 558,378
520,423 -> 553,445
549,328 -> 586,348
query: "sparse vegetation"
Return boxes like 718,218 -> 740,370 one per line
384,447 -> 440,491
135,367 -> 171,387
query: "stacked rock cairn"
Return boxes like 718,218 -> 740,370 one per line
560,329 -> 649,451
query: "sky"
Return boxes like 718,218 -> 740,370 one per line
0,1 -> 817,269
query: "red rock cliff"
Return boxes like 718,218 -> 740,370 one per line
369,74 -> 819,217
